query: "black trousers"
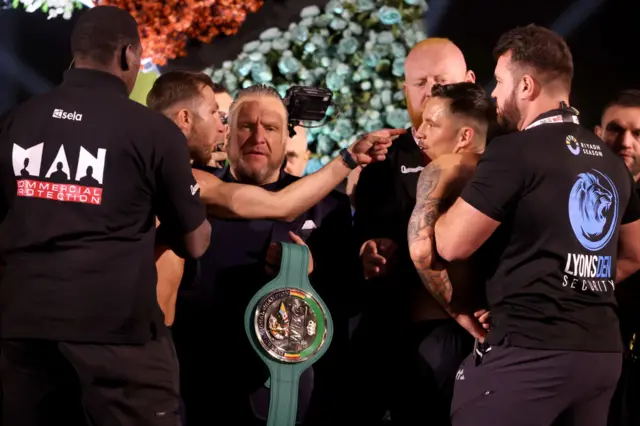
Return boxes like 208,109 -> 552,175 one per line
343,316 -> 473,426
451,343 -> 622,426
0,335 -> 181,426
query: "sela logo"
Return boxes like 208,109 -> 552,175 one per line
12,142 -> 106,205
52,109 -> 83,122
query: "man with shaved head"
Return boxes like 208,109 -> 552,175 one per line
347,39 -> 477,425
405,38 -> 476,131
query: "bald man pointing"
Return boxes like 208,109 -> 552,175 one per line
348,39 -> 476,425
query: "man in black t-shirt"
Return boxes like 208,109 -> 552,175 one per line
0,7 -> 211,426
595,90 -> 640,426
596,89 -> 640,347
428,26 -> 640,426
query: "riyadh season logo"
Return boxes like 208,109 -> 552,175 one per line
565,134 -> 603,157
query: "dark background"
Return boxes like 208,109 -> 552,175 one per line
1,0 -> 638,128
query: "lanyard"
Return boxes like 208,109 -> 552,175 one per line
525,113 -> 579,130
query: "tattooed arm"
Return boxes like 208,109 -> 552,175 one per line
408,156 -> 486,340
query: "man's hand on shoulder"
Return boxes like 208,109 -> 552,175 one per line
431,153 -> 479,188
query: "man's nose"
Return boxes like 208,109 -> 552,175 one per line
251,124 -> 268,142
620,131 -> 636,149
422,84 -> 435,102
415,127 -> 426,144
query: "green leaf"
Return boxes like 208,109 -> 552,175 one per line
12,0 -> 19,9
41,3 -> 48,13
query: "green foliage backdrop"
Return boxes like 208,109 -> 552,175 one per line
205,0 -> 428,173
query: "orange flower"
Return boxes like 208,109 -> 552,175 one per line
96,0 -> 264,65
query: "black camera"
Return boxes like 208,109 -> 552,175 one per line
283,86 -> 333,137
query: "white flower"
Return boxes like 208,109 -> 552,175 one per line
16,0 -> 82,20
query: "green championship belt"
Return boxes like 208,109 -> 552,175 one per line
244,243 -> 333,426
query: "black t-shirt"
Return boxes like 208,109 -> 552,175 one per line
0,69 -> 206,344
461,109 -> 640,352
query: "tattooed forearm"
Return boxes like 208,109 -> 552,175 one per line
408,163 -> 455,313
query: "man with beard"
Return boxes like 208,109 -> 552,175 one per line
595,90 -> 640,426
146,71 -> 399,325
596,89 -> 640,348
346,38 -> 477,425
148,79 -> 370,424
164,84 -> 360,425
429,25 -> 640,426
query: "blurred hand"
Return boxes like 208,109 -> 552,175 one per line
360,238 -> 398,279
348,128 -> 407,165
453,312 -> 487,342
208,151 -> 227,167
266,231 -> 314,276
474,309 -> 492,330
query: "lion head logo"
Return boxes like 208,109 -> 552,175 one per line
568,170 -> 619,251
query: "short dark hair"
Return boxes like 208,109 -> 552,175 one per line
493,24 -> 573,89
147,71 -> 215,112
71,6 -> 140,66
602,89 -> 640,118
431,82 -> 497,135
212,83 -> 229,95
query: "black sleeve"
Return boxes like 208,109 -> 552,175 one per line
153,119 -> 206,234
461,135 -> 526,222
0,112 -> 16,222
353,161 -> 399,245
621,175 -> 640,224
308,194 -> 364,321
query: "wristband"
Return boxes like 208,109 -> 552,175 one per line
339,148 -> 358,170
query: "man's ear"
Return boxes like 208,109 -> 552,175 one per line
453,127 -> 475,152
520,74 -> 538,100
465,70 -> 476,83
174,109 -> 191,132
303,149 -> 311,162
595,125 -> 603,140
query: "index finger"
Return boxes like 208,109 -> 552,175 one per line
374,128 -> 407,138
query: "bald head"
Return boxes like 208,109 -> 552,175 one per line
404,38 -> 475,129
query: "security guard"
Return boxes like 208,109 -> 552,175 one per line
434,25 -> 640,426
0,6 -> 210,426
